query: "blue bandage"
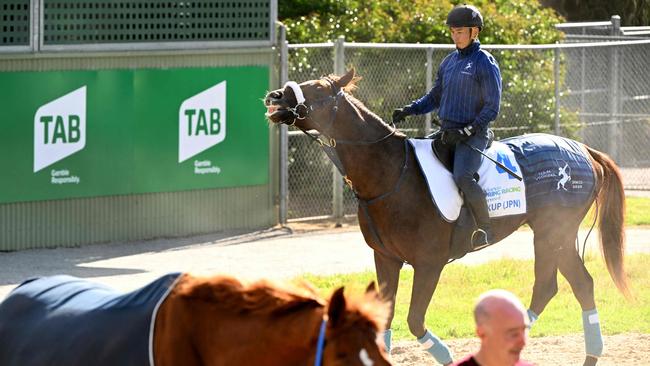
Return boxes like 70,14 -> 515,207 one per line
382,329 -> 392,354
582,309 -> 603,357
527,309 -> 539,327
417,330 -> 453,365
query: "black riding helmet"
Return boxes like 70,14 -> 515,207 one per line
446,4 -> 483,30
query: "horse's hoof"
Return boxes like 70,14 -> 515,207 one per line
583,355 -> 598,366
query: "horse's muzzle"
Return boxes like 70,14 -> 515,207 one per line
264,90 -> 294,124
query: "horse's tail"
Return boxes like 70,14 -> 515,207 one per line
585,145 -> 631,298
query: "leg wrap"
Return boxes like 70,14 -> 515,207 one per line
582,309 -> 604,357
382,329 -> 392,354
527,309 -> 539,327
417,330 -> 453,365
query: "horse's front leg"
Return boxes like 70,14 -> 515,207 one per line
409,263 -> 453,366
374,250 -> 403,353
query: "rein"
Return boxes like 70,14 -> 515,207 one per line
281,78 -> 407,262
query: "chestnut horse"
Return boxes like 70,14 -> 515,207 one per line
264,69 -> 630,366
0,273 -> 391,366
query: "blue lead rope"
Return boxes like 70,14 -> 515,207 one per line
314,318 -> 328,366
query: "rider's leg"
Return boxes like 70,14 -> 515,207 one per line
453,131 -> 492,247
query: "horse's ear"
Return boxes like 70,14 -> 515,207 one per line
365,281 -> 378,296
327,286 -> 347,327
336,68 -> 356,88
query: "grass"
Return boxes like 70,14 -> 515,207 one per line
576,196 -> 650,228
624,196 -> 650,226
296,254 -> 650,340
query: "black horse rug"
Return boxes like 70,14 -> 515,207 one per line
0,273 -> 181,366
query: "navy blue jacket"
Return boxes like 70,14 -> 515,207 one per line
405,40 -> 502,131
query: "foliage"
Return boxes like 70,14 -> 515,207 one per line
298,254 -> 650,340
279,0 -> 578,139
279,0 -> 564,45
541,0 -> 650,26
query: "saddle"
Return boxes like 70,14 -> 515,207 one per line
426,130 -> 495,260
427,129 -> 495,174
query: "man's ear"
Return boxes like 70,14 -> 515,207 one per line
476,325 -> 487,340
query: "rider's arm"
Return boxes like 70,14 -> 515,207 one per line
473,53 -> 502,130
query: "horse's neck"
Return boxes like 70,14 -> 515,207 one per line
334,107 -> 406,199
166,296 -> 326,366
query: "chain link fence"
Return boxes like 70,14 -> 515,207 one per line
282,39 -> 650,221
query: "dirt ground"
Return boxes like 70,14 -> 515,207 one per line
0,217 -> 647,365
289,219 -> 650,366
391,333 -> 650,365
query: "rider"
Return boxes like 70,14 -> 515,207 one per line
392,4 -> 502,247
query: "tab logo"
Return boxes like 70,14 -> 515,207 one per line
34,86 -> 86,172
179,81 -> 226,163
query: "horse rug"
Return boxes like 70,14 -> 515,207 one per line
410,133 -> 595,222
0,272 -> 182,366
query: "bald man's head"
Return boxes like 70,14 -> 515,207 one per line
472,289 -> 530,366
473,289 -> 529,326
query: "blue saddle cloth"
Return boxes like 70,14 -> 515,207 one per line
0,272 -> 182,366
502,133 -> 596,210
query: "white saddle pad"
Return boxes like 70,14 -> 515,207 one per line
409,139 -> 526,222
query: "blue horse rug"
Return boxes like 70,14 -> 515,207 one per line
0,272 -> 182,366
502,133 -> 596,210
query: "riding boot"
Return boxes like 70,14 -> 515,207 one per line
462,183 -> 493,249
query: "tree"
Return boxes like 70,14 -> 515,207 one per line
540,0 -> 650,26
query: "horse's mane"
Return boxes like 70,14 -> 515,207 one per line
176,274 -> 323,316
175,274 -> 388,330
326,73 -> 406,138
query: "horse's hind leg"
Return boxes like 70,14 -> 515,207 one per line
558,244 -> 601,366
527,230 -> 561,320
374,251 -> 403,353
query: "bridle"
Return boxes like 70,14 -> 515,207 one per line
278,77 -> 408,264
280,78 -> 397,148
313,317 -> 327,366
312,316 -> 376,366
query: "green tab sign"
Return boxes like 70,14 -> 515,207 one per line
0,66 -> 269,203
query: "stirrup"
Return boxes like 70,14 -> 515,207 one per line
471,229 -> 491,249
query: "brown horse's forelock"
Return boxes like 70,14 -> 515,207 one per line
325,73 -> 361,93
338,297 -> 388,334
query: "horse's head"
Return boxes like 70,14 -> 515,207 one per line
264,69 -> 358,134
320,283 -> 392,366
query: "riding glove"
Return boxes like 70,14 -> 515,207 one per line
392,107 -> 411,124
442,123 -> 479,145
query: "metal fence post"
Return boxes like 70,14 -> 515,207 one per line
278,24 -> 289,225
425,47 -> 433,135
32,0 -> 41,52
554,44 -> 561,135
332,36 -> 345,226
609,15 -> 621,162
